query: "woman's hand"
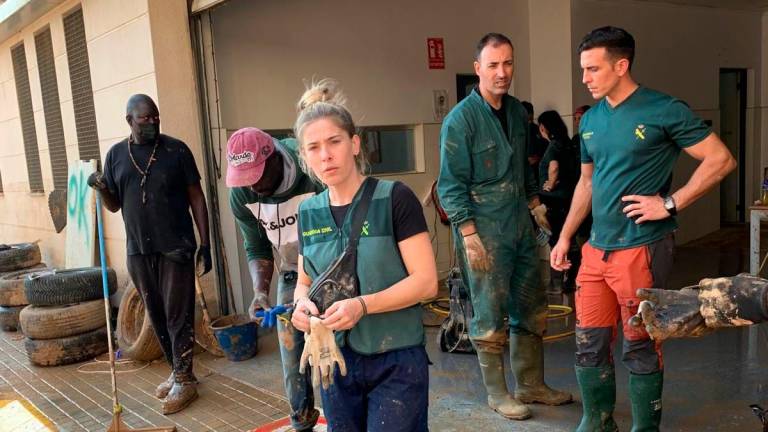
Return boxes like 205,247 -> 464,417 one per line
321,297 -> 366,331
291,297 -> 320,333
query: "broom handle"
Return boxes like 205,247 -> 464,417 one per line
96,193 -> 121,414
194,275 -> 213,324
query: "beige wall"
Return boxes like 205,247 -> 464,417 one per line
207,0 -> 534,286
528,0 -> 573,128
210,0 -> 532,129
0,0 -> 203,292
571,0 -> 763,244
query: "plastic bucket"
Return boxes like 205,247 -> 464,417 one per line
210,314 -> 258,361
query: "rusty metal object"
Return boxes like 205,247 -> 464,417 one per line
47,189 -> 67,233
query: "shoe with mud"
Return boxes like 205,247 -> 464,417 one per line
511,333 -> 574,406
155,373 -> 175,399
488,393 -> 532,420
477,351 -> 532,420
162,382 -> 198,414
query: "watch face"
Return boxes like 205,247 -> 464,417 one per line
664,196 -> 676,214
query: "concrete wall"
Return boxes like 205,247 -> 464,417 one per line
571,0 -> 763,244
0,0 -> 204,292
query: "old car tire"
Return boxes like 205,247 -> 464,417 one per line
116,281 -> 163,361
24,326 -> 109,367
24,267 -> 116,306
0,243 -> 41,272
0,305 -> 24,331
0,265 -> 48,306
20,300 -> 106,340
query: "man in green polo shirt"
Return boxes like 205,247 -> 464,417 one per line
550,26 -> 735,431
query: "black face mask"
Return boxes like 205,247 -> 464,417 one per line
139,123 -> 159,143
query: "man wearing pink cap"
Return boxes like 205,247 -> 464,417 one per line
227,127 -> 323,431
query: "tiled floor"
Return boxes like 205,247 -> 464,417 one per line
0,331 -> 290,431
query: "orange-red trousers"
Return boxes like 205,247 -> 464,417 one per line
574,234 -> 674,374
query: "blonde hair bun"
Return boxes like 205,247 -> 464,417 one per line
297,78 -> 347,111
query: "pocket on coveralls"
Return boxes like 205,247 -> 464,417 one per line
471,141 -> 499,182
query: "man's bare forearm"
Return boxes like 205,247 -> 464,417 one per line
672,151 -> 735,212
560,178 -> 592,241
248,259 -> 274,294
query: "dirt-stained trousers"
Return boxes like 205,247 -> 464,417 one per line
127,253 -> 195,382
455,204 -> 548,354
278,271 -> 319,430
574,234 -> 674,374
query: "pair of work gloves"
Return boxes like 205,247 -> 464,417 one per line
252,293 -> 347,389
631,273 -> 768,341
299,316 -> 348,389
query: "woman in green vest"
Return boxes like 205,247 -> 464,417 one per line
290,79 -> 438,432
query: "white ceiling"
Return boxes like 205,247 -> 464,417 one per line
632,0 -> 768,11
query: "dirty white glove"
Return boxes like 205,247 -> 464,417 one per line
530,204 -> 552,236
299,316 -> 347,389
463,233 -> 491,272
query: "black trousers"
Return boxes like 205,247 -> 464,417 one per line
127,253 -> 195,381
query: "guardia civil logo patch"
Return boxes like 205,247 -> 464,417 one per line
635,124 -> 646,140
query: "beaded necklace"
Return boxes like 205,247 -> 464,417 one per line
127,134 -> 159,205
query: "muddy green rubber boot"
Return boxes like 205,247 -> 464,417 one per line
629,371 -> 663,432
476,351 -> 532,420
510,333 -> 573,405
575,366 -> 619,432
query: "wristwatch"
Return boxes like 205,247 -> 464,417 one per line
662,195 -> 677,216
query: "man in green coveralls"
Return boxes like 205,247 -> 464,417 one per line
437,32 -> 572,421
550,27 -> 735,431
226,128 -> 323,431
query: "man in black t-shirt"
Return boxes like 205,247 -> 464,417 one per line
88,94 -> 211,414
522,101 -> 549,184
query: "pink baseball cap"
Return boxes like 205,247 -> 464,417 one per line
226,127 -> 276,187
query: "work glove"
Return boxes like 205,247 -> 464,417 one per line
463,232 -> 491,272
628,286 -> 708,341
253,305 -> 290,329
248,290 -> 272,321
195,245 -> 212,276
530,204 -> 552,236
299,316 -> 347,389
87,171 -> 107,191
629,274 -> 768,341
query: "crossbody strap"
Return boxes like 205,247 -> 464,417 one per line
347,177 -> 379,250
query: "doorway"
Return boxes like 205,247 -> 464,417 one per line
719,68 -> 747,223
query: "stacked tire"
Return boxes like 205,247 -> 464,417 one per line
116,280 -> 164,361
0,243 -> 45,331
20,267 -> 117,367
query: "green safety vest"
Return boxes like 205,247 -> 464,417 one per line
298,179 -> 424,355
